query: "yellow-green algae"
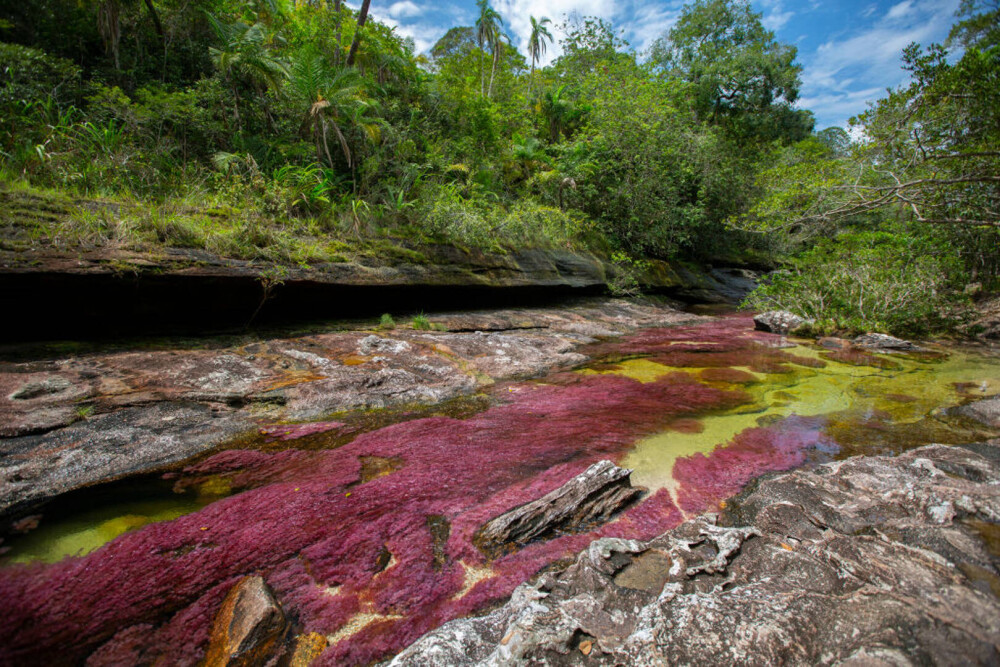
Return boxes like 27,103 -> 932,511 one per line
589,343 -> 1000,493
3,478 -> 228,565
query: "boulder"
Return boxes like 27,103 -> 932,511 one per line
752,311 -> 811,335
204,576 -> 288,667
853,332 -> 923,352
952,396 -> 1000,429
393,441 -> 1000,665
475,460 -> 644,558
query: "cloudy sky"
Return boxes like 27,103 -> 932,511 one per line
366,0 -> 961,130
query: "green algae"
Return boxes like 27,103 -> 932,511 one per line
602,343 -> 1000,493
2,477 -> 227,565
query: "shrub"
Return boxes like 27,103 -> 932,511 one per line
379,313 -> 396,329
411,314 -> 431,330
742,230 -> 971,336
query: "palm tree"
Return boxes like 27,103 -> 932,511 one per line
345,0 -> 372,66
475,0 -> 503,98
208,16 -> 289,129
541,85 -> 586,143
287,48 -> 380,172
487,31 -> 508,99
527,16 -> 552,96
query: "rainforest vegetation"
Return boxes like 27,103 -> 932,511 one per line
1,0 -> 997,335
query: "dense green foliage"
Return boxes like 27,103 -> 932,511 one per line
0,0 -> 809,262
1,0 -> 996,336
739,1 -> 999,336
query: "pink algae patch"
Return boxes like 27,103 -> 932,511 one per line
673,415 -> 831,514
259,421 -> 346,441
0,317 -> 833,666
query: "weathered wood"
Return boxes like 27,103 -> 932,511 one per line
475,460 -> 644,558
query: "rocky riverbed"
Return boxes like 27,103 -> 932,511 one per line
1,299 -> 998,666
394,439 -> 1000,665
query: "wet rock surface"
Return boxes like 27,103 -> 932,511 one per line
752,310 -> 811,334
392,441 -> 1000,666
203,575 -> 288,667
475,461 -> 644,559
0,403 -> 251,516
954,396 -> 1000,428
0,299 -> 702,519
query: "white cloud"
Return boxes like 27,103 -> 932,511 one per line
763,9 -> 794,31
885,1 -> 914,20
387,1 -> 423,19
797,0 -> 959,127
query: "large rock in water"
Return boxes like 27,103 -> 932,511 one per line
392,441 -> 1000,665
752,310 -> 810,334
953,396 -> 1000,428
204,576 -> 288,667
853,332 -> 923,352
475,460 -> 644,558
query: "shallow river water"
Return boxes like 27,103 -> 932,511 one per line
2,315 -> 998,665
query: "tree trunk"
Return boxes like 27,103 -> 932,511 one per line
345,0 -> 371,67
487,46 -> 499,99
142,0 -> 167,79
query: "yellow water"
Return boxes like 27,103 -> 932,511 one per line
4,479 -> 227,564
585,343 -> 1000,492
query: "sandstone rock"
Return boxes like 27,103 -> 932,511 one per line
204,575 -> 287,667
753,310 -> 811,335
952,396 -> 1000,428
475,460 -> 644,559
0,403 -> 252,517
393,442 -> 1000,665
0,299 -> 701,519
853,332 -> 923,352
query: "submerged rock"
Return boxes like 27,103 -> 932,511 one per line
752,310 -> 811,335
853,332 -> 923,352
204,575 -> 288,667
393,441 -> 1000,665
475,461 -> 644,558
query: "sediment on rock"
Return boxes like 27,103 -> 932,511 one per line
474,461 -> 644,559
393,440 -> 1000,666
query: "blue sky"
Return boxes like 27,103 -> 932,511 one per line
364,0 -> 961,129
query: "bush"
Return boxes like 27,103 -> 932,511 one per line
419,183 -> 585,251
379,313 -> 396,329
742,230 -> 971,336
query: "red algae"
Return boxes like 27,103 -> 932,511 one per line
259,421 -> 346,442
673,415 -> 831,514
0,316 -> 840,666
